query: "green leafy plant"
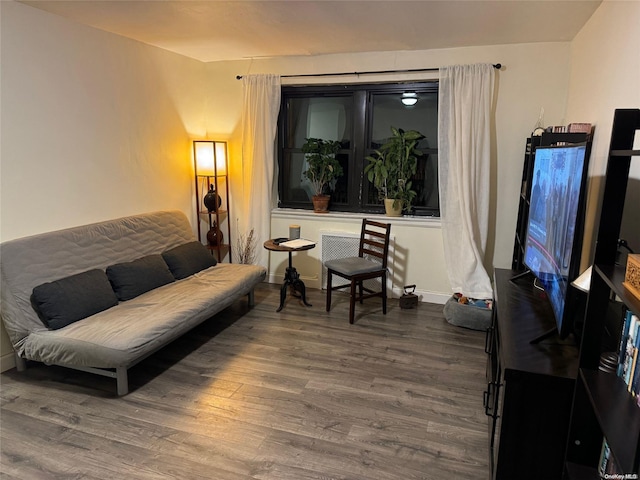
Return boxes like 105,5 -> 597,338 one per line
364,127 -> 424,212
302,138 -> 343,196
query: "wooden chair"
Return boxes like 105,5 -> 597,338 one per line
324,219 -> 392,324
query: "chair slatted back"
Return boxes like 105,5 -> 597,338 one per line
358,219 -> 391,268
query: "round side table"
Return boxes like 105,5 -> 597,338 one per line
263,239 -> 316,312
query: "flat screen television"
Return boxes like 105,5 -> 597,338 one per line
523,143 -> 591,342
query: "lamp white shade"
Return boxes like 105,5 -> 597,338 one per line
215,142 -> 227,175
194,141 -> 227,176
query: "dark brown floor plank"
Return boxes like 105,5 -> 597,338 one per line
1,283 -> 488,479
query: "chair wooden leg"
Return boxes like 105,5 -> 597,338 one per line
349,279 -> 357,324
382,272 -> 388,314
326,270 -> 333,312
358,280 -> 364,304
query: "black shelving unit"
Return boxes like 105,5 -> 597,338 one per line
565,109 -> 640,478
512,132 -> 590,271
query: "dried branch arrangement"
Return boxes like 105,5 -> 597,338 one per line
236,227 -> 257,264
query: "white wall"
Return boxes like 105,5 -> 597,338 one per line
201,44 -> 573,300
564,0 -> 640,268
6,0 -> 633,372
0,6 -> 575,371
0,1 -> 209,369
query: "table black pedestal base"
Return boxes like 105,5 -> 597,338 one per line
277,262 -> 312,312
263,239 -> 316,312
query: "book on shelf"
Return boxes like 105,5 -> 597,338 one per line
599,438 -> 611,477
618,309 -> 632,369
540,123 -> 593,137
616,309 -> 640,402
598,438 -> 623,476
568,122 -> 593,134
618,310 -> 637,383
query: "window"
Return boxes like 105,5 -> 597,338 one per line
278,82 -> 439,216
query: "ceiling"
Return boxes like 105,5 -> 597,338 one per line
20,0 -> 602,63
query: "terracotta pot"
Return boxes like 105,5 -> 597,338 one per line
384,198 -> 403,217
312,194 -> 330,213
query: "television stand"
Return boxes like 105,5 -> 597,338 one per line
486,268 -> 579,480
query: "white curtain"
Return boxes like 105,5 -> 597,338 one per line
438,64 -> 495,298
241,74 -> 281,268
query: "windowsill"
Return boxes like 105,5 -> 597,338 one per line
271,208 -> 442,228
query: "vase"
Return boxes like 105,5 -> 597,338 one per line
206,221 -> 223,246
384,198 -> 403,217
312,194 -> 330,213
203,185 -> 222,212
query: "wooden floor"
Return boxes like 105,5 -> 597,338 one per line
1,283 -> 489,480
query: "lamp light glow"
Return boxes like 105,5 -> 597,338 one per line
194,141 -> 214,176
401,92 -> 418,106
215,142 -> 227,176
194,140 -> 227,176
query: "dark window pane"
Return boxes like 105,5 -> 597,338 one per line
371,91 -> 438,150
287,97 -> 352,148
279,83 -> 439,216
284,152 -> 313,202
281,151 -> 350,205
331,153 -> 350,204
370,90 -> 438,215
414,153 -> 439,210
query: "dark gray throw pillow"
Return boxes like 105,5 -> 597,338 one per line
31,269 -> 119,330
162,241 -> 217,280
106,254 -> 175,301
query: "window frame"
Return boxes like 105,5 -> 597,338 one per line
277,81 -> 440,217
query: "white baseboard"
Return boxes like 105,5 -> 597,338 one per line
1,352 -> 16,372
266,276 -> 451,305
395,288 -> 451,305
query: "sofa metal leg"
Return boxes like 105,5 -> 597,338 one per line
248,289 -> 255,307
15,353 -> 27,372
116,367 -> 129,396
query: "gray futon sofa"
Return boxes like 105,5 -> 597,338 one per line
0,210 -> 266,395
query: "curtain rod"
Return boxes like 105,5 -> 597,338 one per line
236,63 -> 502,80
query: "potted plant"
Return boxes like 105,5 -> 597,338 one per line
364,127 -> 424,216
302,137 -> 343,213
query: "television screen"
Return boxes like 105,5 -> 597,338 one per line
524,143 -> 590,340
